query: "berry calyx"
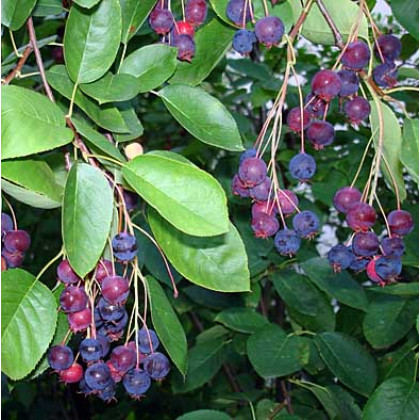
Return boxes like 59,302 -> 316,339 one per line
172,34 -> 196,62
387,210 -> 414,236
254,16 -> 285,47
311,70 -> 342,101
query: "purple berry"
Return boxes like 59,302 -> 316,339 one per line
3,229 -> 31,253
149,6 -> 174,35
305,93 -> 327,118
226,0 -> 250,26
112,232 -> 137,261
84,362 -> 113,391
95,259 -> 113,284
373,62 -> 398,88
341,41 -> 371,70
97,380 -> 116,402
381,236 -> 405,257
254,16 -> 285,47
138,327 -> 160,353
48,345 -> 74,371
231,174 -> 250,198
287,107 -> 311,132
276,190 -> 299,215
327,244 -> 355,272
251,213 -> 279,238
374,34 -> 402,61
333,186 -> 362,213
352,232 -> 379,257
338,69 -> 360,96
172,34 -> 196,62
185,0 -> 207,27
68,308 -> 91,332
238,157 -> 267,187
292,210 -> 319,238
123,190 -> 139,212
346,203 -> 377,232
289,153 -> 316,181
306,120 -> 335,149
349,257 -> 369,273
57,259 -> 79,285
1,213 -> 13,237
375,256 -> 402,281
251,201 -> 275,217
143,352 -> 170,380
80,338 -> 103,363
110,345 -> 136,373
60,286 -> 88,313
250,177 -> 271,202
274,229 -> 301,256
233,29 -> 256,55
123,369 -> 151,399
311,70 -> 342,101
1,249 -> 25,268
98,297 -> 126,321
344,97 -> 371,124
239,148 -> 257,164
387,210 -> 414,236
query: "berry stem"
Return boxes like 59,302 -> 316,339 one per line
374,193 -> 392,236
9,29 -> 23,58
2,196 -> 18,230
2,45 -> 32,85
349,132 -> 375,188
315,0 -> 344,48
36,247 -> 65,281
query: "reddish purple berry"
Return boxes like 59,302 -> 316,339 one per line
251,213 -> 279,238
250,177 -> 271,202
387,210 -> 414,236
239,148 -> 257,164
305,93 -> 327,118
311,70 -> 342,101
251,201 -> 275,218
238,157 -> 267,187
185,0 -> 207,27
60,286 -> 88,313
287,107 -> 310,132
346,203 -> 377,232
274,229 -> 301,256
57,259 -> 79,285
341,41 -> 371,70
254,16 -> 285,47
367,258 -> 385,284
68,308 -> 91,332
338,69 -> 360,97
381,236 -> 405,257
289,153 -> 316,181
96,259 -> 113,283
101,275 -> 130,305
232,174 -> 250,198
374,34 -> 402,61
276,190 -> 299,215
3,229 -> 31,253
352,232 -> 379,257
226,0 -> 250,26
149,6 -> 174,35
373,62 -> 398,88
306,120 -> 335,149
344,97 -> 371,124
333,186 -> 362,213
110,345 -> 137,373
172,34 -> 196,62
1,249 -> 25,268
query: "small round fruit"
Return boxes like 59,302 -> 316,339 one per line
149,7 -> 174,35
333,186 -> 362,213
174,20 -> 194,37
98,297 -> 125,322
251,201 -> 275,218
238,157 -> 267,187
375,256 -> 402,281
289,153 -> 316,181
102,275 -> 130,305
3,229 -> 31,253
185,0 -> 207,27
251,213 -> 279,238
239,148 -> 257,164
95,259 -> 113,283
274,229 -> 301,256
374,34 -> 402,61
80,338 -> 103,363
231,174 -> 250,198
67,308 -> 91,332
226,0 -> 250,26
57,260 -> 79,285
381,236 -> 405,257
287,107 -> 311,132
344,97 -> 371,124
346,203 -> 377,231
59,363 -> 83,384
138,327 -> 160,353
292,210 -> 319,238
84,362 -> 113,391
232,29 -> 256,55
352,232 -> 379,257
373,62 -> 398,88
48,345 -> 74,371
367,259 -> 385,285
338,69 -> 360,97
112,233 -> 137,261
123,369 -> 151,399
276,190 -> 299,215
306,120 -> 335,149
349,257 -> 369,273
254,16 -> 284,47
97,381 -> 116,403
110,345 -> 137,373
60,286 -> 88,313
341,41 -> 371,70
172,34 -> 196,62
327,244 -> 354,272
250,177 -> 271,202
387,210 -> 414,236
143,352 -> 171,380
1,249 -> 25,268
311,70 -> 342,101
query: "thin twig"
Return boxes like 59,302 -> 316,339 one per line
2,46 -> 32,85
281,381 -> 294,414
315,0 -> 344,48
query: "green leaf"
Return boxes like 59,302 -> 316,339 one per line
215,308 -> 269,334
169,19 -> 235,85
2,158 -> 63,208
389,0 -> 419,41
172,338 -> 227,393
114,103 -> 144,142
379,342 -> 418,382
363,295 -> 418,349
149,209 -> 250,293
362,377 -> 419,420
400,118 -> 419,184
367,283 -> 419,297
247,324 -> 310,378
148,276 -> 187,376
120,0 -> 156,43
370,100 -> 406,201
73,0 -> 101,7
120,44 -> 178,93
158,84 -> 244,151
1,269 -> 57,380
300,0 -> 369,45
177,410 -> 232,420
316,332 -> 377,397
122,153 -> 229,236
80,72 -> 139,104
1,85 -> 73,160
302,258 -> 369,310
32,0 -> 63,16
64,0 -> 122,83
1,0 -> 37,30
63,163 -> 114,277
47,65 -> 130,133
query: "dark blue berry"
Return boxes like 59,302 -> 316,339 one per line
98,334 -> 110,357
98,297 -> 125,322
84,362 -> 113,390
48,345 -> 74,371
233,29 -> 256,55
338,69 -> 360,96
375,256 -> 402,281
231,174 -> 250,198
226,0 -> 250,26
373,62 -> 397,88
274,229 -> 301,256
97,380 -> 116,402
80,338 -> 103,363
123,369 -> 151,398
289,153 -> 316,181
254,16 -> 284,47
293,211 -> 319,238
352,232 -> 379,257
239,148 -> 257,165
105,308 -> 128,334
112,233 -> 137,261
381,236 -> 405,257
137,327 -> 160,354
349,257 -> 369,273
250,177 -> 271,202
327,244 -> 354,272
143,352 -> 171,380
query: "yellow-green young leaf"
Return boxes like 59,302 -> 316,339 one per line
1,85 -> 73,160
63,163 -> 114,277
158,84 -> 244,151
400,118 -> 419,184
120,0 -> 156,43
1,0 -> 37,30
148,277 -> 188,375
149,209 -> 250,293
370,100 -> 406,201
123,153 -> 229,237
64,0 -> 122,84
1,269 -> 57,380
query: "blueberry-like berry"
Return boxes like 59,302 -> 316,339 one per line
349,257 -> 369,273
60,286 -> 88,313
311,69 -> 342,101
57,259 -> 79,285
97,381 -> 116,403
250,177 -> 271,202
254,16 -> 285,47
175,20 -> 195,37
1,249 -> 25,268
172,34 -> 196,62
98,334 -> 110,357
80,338 -> 103,363
344,97 -> 371,124
96,259 -> 113,283
238,157 -> 267,187
387,210 -> 414,236
374,34 -> 402,61
274,229 -> 301,256
59,363 -> 83,384
79,378 -> 93,395
341,41 -> 371,70
337,69 -> 360,97
333,186 -> 362,213
123,369 -> 152,399
112,233 -> 137,261
231,174 -> 251,198
106,360 -> 124,383
104,308 -> 128,335
138,327 -> 160,354
123,190 -> 139,212
233,29 -> 256,55
251,201 -> 275,218
292,210 -> 320,238
149,6 -> 174,35
346,202 -> 377,231
85,362 -> 113,391
48,345 -> 74,371
110,345 -> 137,373
239,148 -> 257,165
67,308 -> 91,332
276,190 -> 299,215
1,213 -> 13,237
305,93 -> 327,118
287,107 -> 311,132
289,153 -> 316,181
381,236 -> 405,257
375,256 -> 402,281
185,0 -> 207,27
251,213 -> 279,238
327,244 -> 355,272
367,258 -> 385,284
352,232 -> 379,257
143,352 -> 171,380
306,120 -> 335,149
3,229 -> 31,253
226,0 -> 250,26
373,62 -> 398,88
98,297 -> 125,321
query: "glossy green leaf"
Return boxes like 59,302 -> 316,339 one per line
47,65 -> 130,133
80,72 -> 139,104
215,308 -> 269,333
363,295 -> 418,349
148,276 -> 188,375
300,0 -> 369,45
177,410 -> 232,420
170,19 -> 235,85
63,163 -> 114,277
379,342 -> 418,382
1,0 -> 37,30
389,0 -> 419,41
120,0 -> 156,43
64,0 -> 122,83
120,44 -> 178,93
1,85 -> 73,160
114,103 -> 144,142
1,269 -> 57,380
73,0 -> 101,7
370,100 -> 406,201
362,377 -> 419,420
247,324 -> 310,378
122,153 -> 229,236
302,258 -> 369,310
2,158 -> 63,208
367,283 -> 419,297
158,84 -> 243,151
149,209 -> 250,293
32,0 -> 63,16
400,118 -> 419,184
316,332 -> 377,397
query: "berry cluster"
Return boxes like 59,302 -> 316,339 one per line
149,0 -> 208,62
328,186 -> 414,286
47,232 -> 170,402
232,150 -> 320,256
1,212 -> 31,271
227,0 -> 284,54
373,34 -> 402,88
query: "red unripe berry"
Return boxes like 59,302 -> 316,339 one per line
346,203 -> 377,232
57,259 -> 80,285
341,41 -> 371,70
311,70 -> 342,101
175,21 -> 195,37
367,258 -> 385,285
59,363 -> 83,383
276,190 -> 299,215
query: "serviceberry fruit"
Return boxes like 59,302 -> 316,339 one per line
381,236 -> 405,257
185,0 -> 207,27
123,369 -> 151,399
333,186 -> 362,213
251,201 -> 275,217
101,275 -> 130,305
57,259 -> 79,285
375,256 -> 402,281
311,69 -> 342,101
287,107 -> 310,132
239,148 -> 257,164
1,249 -> 25,268
232,29 -> 256,55
328,244 -> 355,272
149,6 -> 174,35
60,286 -> 88,313
48,345 -> 74,371
175,20 -> 195,37
306,120 -> 335,149
387,210 -> 414,236
251,213 -> 279,238
338,69 -> 360,96
85,362 -> 113,391
138,327 -> 160,354
373,62 -> 397,88
344,96 -> 371,124
122,190 -> 139,212
98,297 -> 125,322
238,157 -> 267,187
254,16 -> 285,47
374,34 -> 402,61
96,259 -> 113,283
293,210 -> 319,238
305,93 -> 326,118
97,381 -> 116,403
367,258 -> 385,284
349,257 -> 370,273
346,203 -> 377,231
59,363 -> 83,384
1,213 -> 13,237
276,190 -> 299,215
172,34 -> 196,62
341,41 -> 371,70
3,229 -> 31,253
250,177 -> 271,202
231,174 -> 250,198
110,345 -> 136,373
274,229 -> 301,256
112,232 -> 137,261
143,352 -> 171,380
68,308 -> 91,332
106,360 -> 124,383
80,338 -> 103,363
352,232 -> 379,257
289,153 -> 316,181
226,0 -> 250,26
